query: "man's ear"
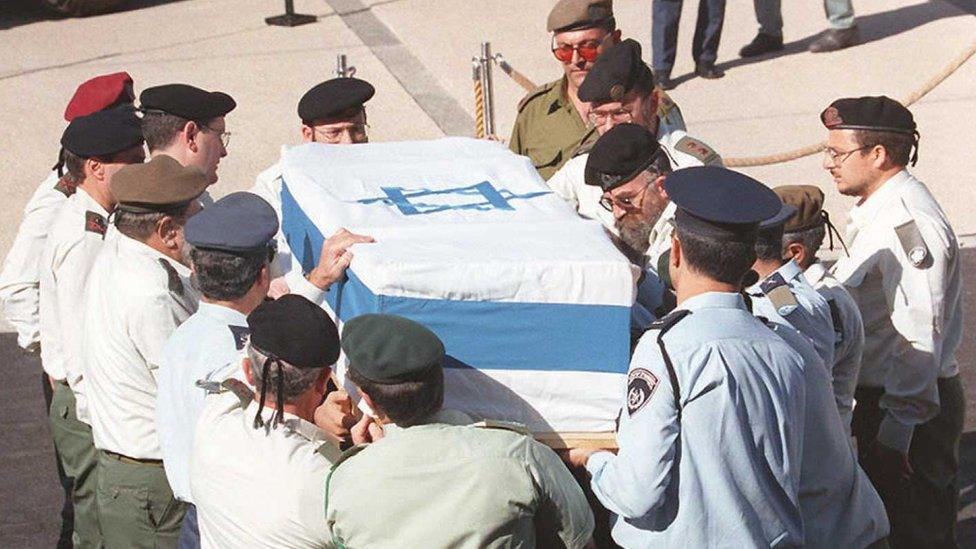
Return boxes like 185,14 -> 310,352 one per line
670,234 -> 681,269
184,120 -> 200,153
242,357 -> 255,385
653,174 -> 668,200
301,124 -> 315,143
610,28 -> 622,43
785,242 -> 806,266
314,368 -> 331,394
156,215 -> 181,249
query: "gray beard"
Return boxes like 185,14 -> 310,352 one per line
615,220 -> 654,265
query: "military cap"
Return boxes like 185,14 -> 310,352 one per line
139,84 -> 236,121
184,192 -> 278,254
665,166 -> 782,242
247,294 -> 340,369
298,78 -> 374,124
773,185 -> 827,233
64,71 -> 135,122
584,123 -> 670,191
821,96 -> 916,135
547,0 -> 613,32
341,314 -> 445,384
578,39 -> 654,103
111,155 -> 208,212
60,108 -> 144,159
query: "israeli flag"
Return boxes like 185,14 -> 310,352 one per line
279,138 -> 636,432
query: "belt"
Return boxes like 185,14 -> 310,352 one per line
102,450 -> 164,467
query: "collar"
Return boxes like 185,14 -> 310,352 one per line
116,233 -> 192,278
381,409 -> 473,439
243,399 -> 328,443
75,187 -> 111,217
849,169 -> 911,228
678,291 -> 747,312
803,260 -> 828,286
197,301 -> 248,327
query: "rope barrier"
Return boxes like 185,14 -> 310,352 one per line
472,61 -> 486,138
491,39 -> 976,167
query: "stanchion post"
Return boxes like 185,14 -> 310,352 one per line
479,42 -> 496,137
336,54 -> 356,78
472,59 -> 485,138
265,0 -> 317,27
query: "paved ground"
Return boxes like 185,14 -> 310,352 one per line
1,0 -> 974,546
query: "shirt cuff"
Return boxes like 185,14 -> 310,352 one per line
285,270 -> 327,305
877,413 -> 915,454
585,450 -> 615,479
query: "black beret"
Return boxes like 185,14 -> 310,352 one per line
820,96 -> 916,135
61,108 -> 144,158
547,0 -> 613,32
111,155 -> 208,212
585,123 -> 670,191
185,192 -> 278,254
139,84 -> 236,121
247,295 -> 340,369
665,166 -> 782,242
578,39 -> 654,103
298,78 -> 374,123
341,314 -> 445,384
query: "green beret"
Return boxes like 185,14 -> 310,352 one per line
341,314 -> 445,384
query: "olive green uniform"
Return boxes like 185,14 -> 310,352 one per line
326,410 -> 594,548
48,381 -> 100,548
509,77 -> 590,181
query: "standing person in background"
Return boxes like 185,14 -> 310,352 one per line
824,96 -> 964,547
651,0 -> 726,89
739,0 -> 859,57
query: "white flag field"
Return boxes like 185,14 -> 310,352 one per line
278,138 -> 637,433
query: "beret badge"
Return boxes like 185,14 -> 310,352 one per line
822,106 -> 844,128
609,84 -> 625,102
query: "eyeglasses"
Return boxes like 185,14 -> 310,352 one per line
599,181 -> 651,213
823,145 -> 869,165
588,108 -> 633,126
313,123 -> 369,144
199,123 -> 231,148
551,36 -> 606,63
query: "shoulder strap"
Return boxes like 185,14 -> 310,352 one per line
827,299 -> 844,344
157,258 -> 184,296
760,272 -> 799,316
221,378 -> 254,408
516,81 -> 554,113
647,309 -> 692,420
84,211 -> 107,237
673,135 -> 720,165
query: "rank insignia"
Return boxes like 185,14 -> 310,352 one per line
84,211 -> 107,236
229,325 -> 250,350
627,368 -> 659,416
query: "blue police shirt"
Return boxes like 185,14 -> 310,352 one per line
587,292 -> 806,548
156,301 -> 250,503
631,267 -> 666,331
748,260 -> 836,367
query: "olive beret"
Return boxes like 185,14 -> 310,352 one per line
584,123 -> 670,191
61,108 -> 144,159
139,84 -> 236,121
578,38 -> 654,103
298,78 -> 374,124
341,314 -> 445,385
64,71 -> 135,122
111,155 -> 208,212
547,0 -> 613,33
774,185 -> 827,233
247,294 -> 340,369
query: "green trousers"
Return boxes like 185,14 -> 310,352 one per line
96,451 -> 186,549
48,381 -> 101,548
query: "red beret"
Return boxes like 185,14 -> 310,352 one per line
63,72 -> 135,122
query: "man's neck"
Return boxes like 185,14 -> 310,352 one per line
564,78 -> 587,122
136,234 -> 185,265
753,258 -> 784,280
78,181 -> 116,213
201,293 -> 263,317
675,275 -> 738,306
152,147 -> 188,166
857,166 -> 904,205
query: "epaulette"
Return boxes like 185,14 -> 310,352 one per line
158,258 -> 184,296
228,325 -> 250,351
84,211 -> 107,236
760,272 -> 799,316
674,135 -> 720,165
196,377 -> 255,408
315,440 -> 344,463
331,443 -> 368,469
53,175 -> 77,198
894,219 -> 931,269
572,126 -> 599,158
516,81 -> 557,113
647,308 -> 691,333
471,419 -> 530,436
827,299 -> 844,344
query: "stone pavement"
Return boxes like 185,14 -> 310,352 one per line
1,0 -> 974,546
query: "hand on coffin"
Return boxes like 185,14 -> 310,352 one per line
314,389 -> 361,444
307,228 -> 375,289
559,448 -> 599,470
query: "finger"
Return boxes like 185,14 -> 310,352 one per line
366,420 -> 385,442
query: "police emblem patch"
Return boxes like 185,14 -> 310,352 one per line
909,246 -> 927,267
627,368 -> 659,416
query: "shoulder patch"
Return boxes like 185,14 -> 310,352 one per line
472,419 -> 530,436
53,176 -> 77,198
315,440 -> 343,463
827,299 -> 844,344
648,308 -> 692,332
627,368 -> 660,416
228,325 -> 250,350
516,82 -> 556,113
894,219 -> 931,269
331,443 -> 368,469
760,272 -> 799,316
674,135 -> 720,165
84,211 -> 107,236
572,126 -> 599,157
157,258 -> 184,296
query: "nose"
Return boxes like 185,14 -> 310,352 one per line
339,130 -> 355,145
612,204 -> 627,220
821,153 -> 833,170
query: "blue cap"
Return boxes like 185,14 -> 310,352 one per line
759,202 -> 798,230
184,192 -> 278,254
665,166 -> 782,242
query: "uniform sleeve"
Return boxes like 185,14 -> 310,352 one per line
508,112 -> 524,155
526,440 -> 595,549
56,237 -> 102,389
545,159 -> 582,207
129,291 -> 192,378
586,342 -> 680,519
830,293 -> 864,436
875,220 -> 949,453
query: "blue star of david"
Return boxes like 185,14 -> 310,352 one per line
354,181 -> 550,216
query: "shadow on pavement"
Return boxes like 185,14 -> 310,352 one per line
1,0 -> 188,31
668,0 -> 975,88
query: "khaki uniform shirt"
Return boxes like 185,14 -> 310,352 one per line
38,187 -> 110,423
326,410 -> 594,549
509,77 -> 589,181
804,260 -> 865,435
831,170 -> 963,454
83,232 -> 199,458
191,387 -> 340,549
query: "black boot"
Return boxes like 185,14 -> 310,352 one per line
739,33 -> 784,57
809,26 -> 860,53
695,62 -> 725,80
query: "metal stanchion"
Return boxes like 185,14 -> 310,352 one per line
265,0 -> 317,27
472,60 -> 485,138
478,42 -> 496,137
335,54 -> 357,78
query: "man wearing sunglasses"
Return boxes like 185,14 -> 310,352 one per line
508,0 -> 620,181
139,83 -> 238,206
548,39 -> 720,270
